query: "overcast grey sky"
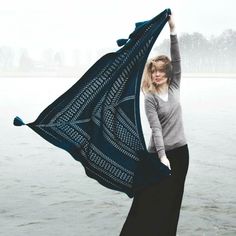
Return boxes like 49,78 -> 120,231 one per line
1,0 -> 235,57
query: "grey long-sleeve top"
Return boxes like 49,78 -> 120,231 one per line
144,34 -> 187,158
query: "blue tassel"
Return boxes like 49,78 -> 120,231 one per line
116,38 -> 129,47
13,116 -> 25,126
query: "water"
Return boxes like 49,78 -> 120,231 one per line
0,76 -> 235,236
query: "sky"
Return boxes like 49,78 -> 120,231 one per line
1,0 -> 235,59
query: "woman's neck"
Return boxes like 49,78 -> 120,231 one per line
155,82 -> 169,94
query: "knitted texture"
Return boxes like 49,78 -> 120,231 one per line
14,9 -> 172,198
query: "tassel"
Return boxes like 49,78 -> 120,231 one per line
13,116 -> 25,126
116,38 -> 129,47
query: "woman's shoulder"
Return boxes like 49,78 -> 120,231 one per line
144,92 -> 154,100
144,92 -> 158,104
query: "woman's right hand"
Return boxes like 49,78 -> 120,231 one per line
159,155 -> 171,170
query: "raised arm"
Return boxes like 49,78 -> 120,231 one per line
168,15 -> 181,90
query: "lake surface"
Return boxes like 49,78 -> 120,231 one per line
0,76 -> 235,236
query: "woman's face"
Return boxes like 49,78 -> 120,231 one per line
151,61 -> 168,86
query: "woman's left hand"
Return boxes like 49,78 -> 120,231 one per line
168,14 -> 176,32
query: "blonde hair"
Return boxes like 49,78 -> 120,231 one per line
141,55 -> 172,94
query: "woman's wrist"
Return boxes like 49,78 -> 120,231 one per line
157,150 -> 166,159
159,155 -> 167,159
170,27 -> 177,35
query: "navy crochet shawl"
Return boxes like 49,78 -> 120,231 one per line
14,9 -> 172,198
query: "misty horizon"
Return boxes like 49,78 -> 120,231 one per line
0,29 -> 235,76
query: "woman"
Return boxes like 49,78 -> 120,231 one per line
119,14 -> 189,236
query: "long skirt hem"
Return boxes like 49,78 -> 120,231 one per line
119,144 -> 189,236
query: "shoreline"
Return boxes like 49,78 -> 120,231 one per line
0,72 -> 236,78
182,73 -> 236,78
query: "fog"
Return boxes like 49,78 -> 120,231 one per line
0,0 -> 235,77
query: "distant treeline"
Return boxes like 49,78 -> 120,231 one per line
0,29 -> 235,75
155,29 -> 236,73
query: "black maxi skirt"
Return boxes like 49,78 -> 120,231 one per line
119,144 -> 189,236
